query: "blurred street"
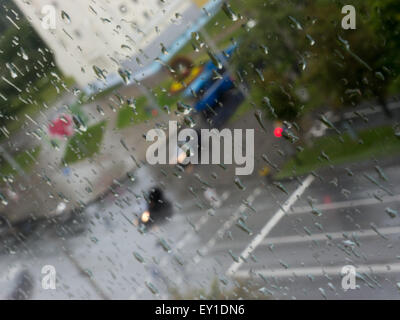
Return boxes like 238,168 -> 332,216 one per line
1,0 -> 400,302
1,101 -> 400,299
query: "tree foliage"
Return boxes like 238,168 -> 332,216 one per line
0,18 -> 56,120
232,0 -> 400,120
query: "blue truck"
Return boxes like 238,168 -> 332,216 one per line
182,44 -> 245,127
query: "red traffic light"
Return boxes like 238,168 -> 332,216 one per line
274,127 -> 283,138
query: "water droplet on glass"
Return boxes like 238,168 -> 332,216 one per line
61,10 -> 71,24
288,16 -> 303,30
96,105 -> 104,116
146,282 -> 159,295
221,2 -> 238,21
6,63 -> 18,79
236,218 -> 253,235
207,49 -> 223,70
158,238 -> 171,253
375,71 -> 385,81
260,44 -> 269,55
385,207 -> 398,218
177,101 -> 192,115
234,177 -> 245,190
273,182 -> 288,195
72,114 -> 87,132
133,251 -> 144,263
0,192 -> 8,206
20,47 -> 29,60
160,43 -> 168,55
306,34 -> 315,46
118,68 -> 131,84
93,65 -> 106,80
183,116 -> 196,128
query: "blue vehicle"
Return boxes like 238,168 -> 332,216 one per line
182,44 -> 245,127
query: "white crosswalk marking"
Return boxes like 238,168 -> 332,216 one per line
226,174 -> 315,276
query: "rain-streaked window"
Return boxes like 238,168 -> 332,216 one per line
0,0 -> 399,301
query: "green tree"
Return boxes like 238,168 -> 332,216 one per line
0,19 -> 56,122
302,0 -> 396,118
232,0 -> 309,122
368,0 -> 400,94
233,0 -> 399,125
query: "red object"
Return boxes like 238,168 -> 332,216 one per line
152,109 -> 158,117
49,114 -> 74,137
274,127 -> 283,138
323,195 -> 332,204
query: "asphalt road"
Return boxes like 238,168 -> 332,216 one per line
1,150 -> 399,299
1,99 -> 400,300
188,158 -> 400,300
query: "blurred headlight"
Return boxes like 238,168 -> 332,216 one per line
177,151 -> 187,164
56,202 -> 67,215
141,210 -> 150,223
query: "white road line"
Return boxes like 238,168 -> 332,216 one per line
234,262 -> 400,279
211,226 -> 400,253
168,186 -> 263,293
192,187 -> 263,264
226,174 -> 315,277
343,101 -> 400,120
290,194 -> 400,215
199,192 -> 400,223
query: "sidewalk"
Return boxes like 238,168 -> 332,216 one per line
33,94 -> 182,207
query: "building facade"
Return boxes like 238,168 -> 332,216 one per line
13,0 -> 193,88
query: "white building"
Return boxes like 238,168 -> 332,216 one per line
13,0 -> 208,89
